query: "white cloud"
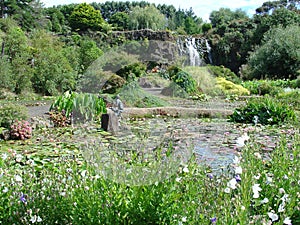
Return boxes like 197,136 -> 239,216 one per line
41,0 -> 272,21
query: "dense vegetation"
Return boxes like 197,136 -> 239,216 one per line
0,0 -> 299,97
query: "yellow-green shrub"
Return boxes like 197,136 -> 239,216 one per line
216,77 -> 250,96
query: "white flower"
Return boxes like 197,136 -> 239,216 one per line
278,202 -> 285,212
15,154 -> 23,162
224,187 -> 231,193
267,212 -> 279,222
1,153 -> 8,160
37,216 -> 42,222
182,216 -> 187,222
227,178 -> 237,189
279,188 -> 286,194
182,166 -> 189,173
254,174 -> 261,180
235,166 -> 243,174
233,156 -> 241,165
14,175 -> 22,182
81,170 -> 87,177
241,205 -> 246,210
266,176 -> 273,184
236,133 -> 250,147
260,198 -> 269,204
3,187 -> 8,193
252,184 -> 262,199
175,177 -> 182,182
254,152 -> 262,159
283,217 -> 292,225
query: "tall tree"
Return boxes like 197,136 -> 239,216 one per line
129,5 -> 166,30
69,3 -> 109,32
248,25 -> 300,80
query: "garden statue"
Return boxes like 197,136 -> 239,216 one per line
101,95 -> 124,133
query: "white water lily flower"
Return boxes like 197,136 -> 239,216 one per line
283,217 -> 292,225
228,178 -> 237,189
267,212 -> 279,222
236,133 -> 250,147
235,166 -> 243,174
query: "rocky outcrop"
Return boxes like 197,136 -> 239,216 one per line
111,29 -> 175,41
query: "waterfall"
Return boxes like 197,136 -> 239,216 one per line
177,36 -> 212,66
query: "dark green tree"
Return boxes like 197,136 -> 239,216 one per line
109,12 -> 129,30
248,25 -> 300,80
69,3 -> 108,32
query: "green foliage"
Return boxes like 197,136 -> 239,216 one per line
102,74 -> 126,94
184,66 -> 221,96
129,5 -> 167,30
116,62 -> 147,80
241,80 -> 289,96
248,25 -> 300,80
171,71 -> 196,94
229,97 -> 296,125
78,38 -> 103,72
109,12 -> 130,30
0,124 -> 299,224
276,90 -> 300,111
207,65 -> 241,84
10,120 -> 32,140
50,91 -> 107,125
3,25 -> 33,94
0,103 -> 28,129
202,23 -> 212,33
119,81 -> 168,107
216,77 -> 250,96
30,29 -> 77,96
69,3 -> 109,32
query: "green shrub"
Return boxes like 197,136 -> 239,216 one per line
172,71 -> 196,94
207,65 -> 241,84
116,62 -> 147,80
216,77 -> 250,96
0,103 -> 29,129
229,97 -> 296,125
276,90 -> 300,111
241,80 -> 285,96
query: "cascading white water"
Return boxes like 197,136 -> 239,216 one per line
177,36 -> 212,66
186,38 -> 201,66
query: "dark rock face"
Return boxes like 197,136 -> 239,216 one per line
111,29 -> 175,41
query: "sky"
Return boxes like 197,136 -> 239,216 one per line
41,0 -> 271,22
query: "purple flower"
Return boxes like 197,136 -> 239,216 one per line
207,173 -> 214,179
235,174 -> 242,182
210,217 -> 217,224
20,193 -> 27,203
